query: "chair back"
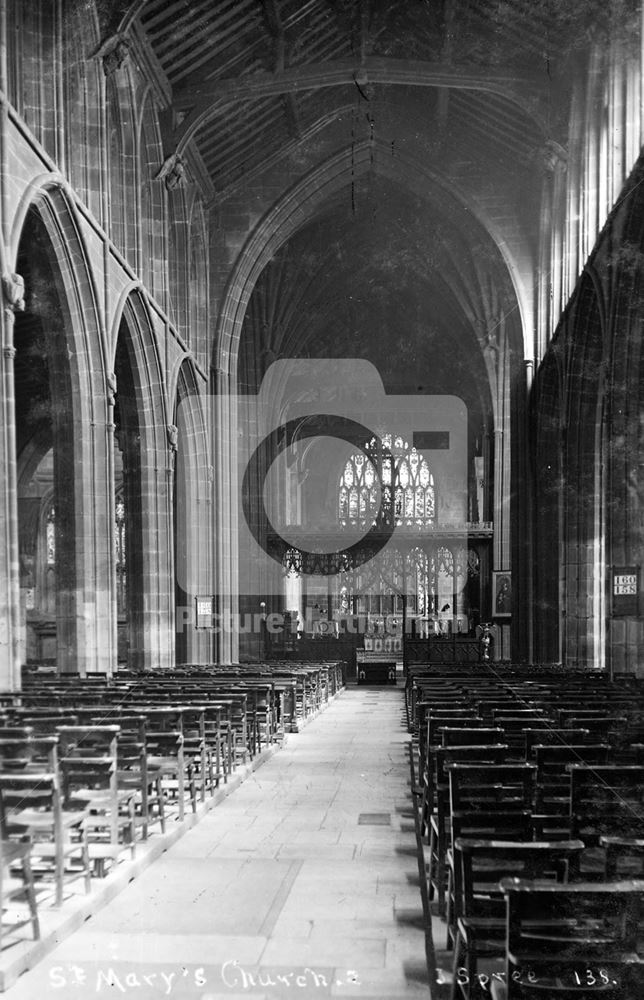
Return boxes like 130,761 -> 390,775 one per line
569,764 -> 644,844
440,726 -> 504,747
498,877 -> 644,998
524,728 -> 591,758
454,838 -> 584,923
448,763 -> 536,814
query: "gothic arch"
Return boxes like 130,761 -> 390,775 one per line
12,183 -> 114,675
111,288 -> 174,670
211,142 -> 523,662
213,141 -> 525,379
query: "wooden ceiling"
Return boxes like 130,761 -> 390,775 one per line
132,0 -> 587,198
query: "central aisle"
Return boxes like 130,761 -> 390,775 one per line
6,688 -> 429,1000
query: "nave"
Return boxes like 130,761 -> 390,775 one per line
4,688 -> 429,1000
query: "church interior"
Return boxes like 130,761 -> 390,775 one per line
2,0 -> 644,997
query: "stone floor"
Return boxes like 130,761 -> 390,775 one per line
3,687 -> 430,1000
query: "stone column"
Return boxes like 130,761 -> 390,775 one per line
54,364 -> 117,677
212,367 -> 235,664
0,274 -> 24,690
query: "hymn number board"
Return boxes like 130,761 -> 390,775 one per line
612,567 -> 639,616
196,596 -> 214,629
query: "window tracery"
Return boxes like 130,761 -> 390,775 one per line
338,433 -> 435,528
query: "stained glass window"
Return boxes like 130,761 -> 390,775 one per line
46,504 -> 55,565
338,433 -> 435,527
115,492 -> 127,616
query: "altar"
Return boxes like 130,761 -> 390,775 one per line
356,650 -> 398,685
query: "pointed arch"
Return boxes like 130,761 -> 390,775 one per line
111,288 -> 174,670
12,183 -> 114,676
213,141 -> 524,378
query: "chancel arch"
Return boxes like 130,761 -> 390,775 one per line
229,162 -> 517,661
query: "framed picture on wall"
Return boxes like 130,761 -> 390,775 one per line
493,571 -> 512,618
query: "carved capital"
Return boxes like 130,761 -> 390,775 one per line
2,273 -> 25,313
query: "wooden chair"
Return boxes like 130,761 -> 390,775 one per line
430,745 -> 512,819
491,878 -> 644,1000
429,761 -> 534,917
568,764 -> 644,844
445,811 -> 535,951
140,708 -> 196,821
0,836 -> 40,950
199,702 -> 231,791
533,744 -> 610,815
437,764 -> 536,924
0,773 -> 90,906
601,835 -> 644,880
450,839 -> 585,1000
108,715 -> 166,840
57,725 -> 137,876
524,728 -> 591,759
423,744 -> 511,867
0,732 -> 59,773
177,706 -> 208,803
449,764 -> 536,815
420,711 -> 481,789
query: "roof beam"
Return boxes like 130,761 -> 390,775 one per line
258,0 -> 301,138
436,0 -> 458,132
173,56 -> 544,152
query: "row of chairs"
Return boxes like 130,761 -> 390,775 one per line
409,664 -> 644,999
0,660 -> 345,952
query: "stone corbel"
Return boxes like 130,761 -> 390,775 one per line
106,371 -> 117,407
166,424 -> 178,474
535,139 -> 568,176
475,317 -> 499,356
97,35 -> 130,76
156,153 -> 187,191
2,273 -> 25,314
167,424 -> 178,453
